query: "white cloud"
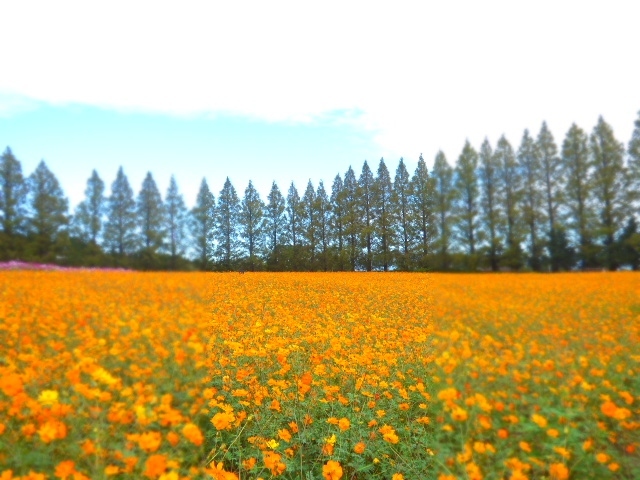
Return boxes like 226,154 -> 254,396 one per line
1,0 -> 639,162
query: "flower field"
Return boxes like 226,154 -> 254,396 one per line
0,272 -> 638,479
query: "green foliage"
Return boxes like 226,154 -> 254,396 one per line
190,178 -> 216,270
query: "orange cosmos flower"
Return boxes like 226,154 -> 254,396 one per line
531,414 -> 547,428
182,423 -> 203,446
322,460 -> 343,480
54,460 -> 75,479
262,451 -> 286,476
338,418 -> 350,431
278,428 -> 292,442
138,431 -> 162,453
600,401 -> 617,417
143,454 -> 167,479
353,441 -> 366,454
549,463 -> 569,480
211,411 -> 236,430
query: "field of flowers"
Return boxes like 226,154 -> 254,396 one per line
0,272 -> 638,479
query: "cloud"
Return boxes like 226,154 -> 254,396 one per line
2,1 -> 639,161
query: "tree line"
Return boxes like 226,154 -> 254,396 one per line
1,113 -> 640,271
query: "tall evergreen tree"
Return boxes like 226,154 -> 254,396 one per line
536,122 -> 564,271
301,180 -> 317,268
0,147 -> 28,258
214,177 -> 240,269
496,135 -> 523,270
517,130 -> 544,271
285,182 -> 303,269
590,116 -> 627,270
343,167 -> 360,271
358,161 -> 375,271
628,111 -> 640,214
189,178 -> 215,270
265,181 -> 286,269
562,124 -> 595,269
104,167 -> 137,258
315,180 -> 331,271
239,180 -> 265,271
393,158 -> 413,270
453,141 -> 480,267
373,158 -> 394,271
409,154 -> 434,269
27,160 -> 69,259
164,176 -> 188,269
72,170 -> 105,245
329,174 -> 348,270
136,172 -> 165,254
431,151 -> 456,270
478,139 -> 502,271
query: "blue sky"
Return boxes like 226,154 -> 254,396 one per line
1,1 -> 639,209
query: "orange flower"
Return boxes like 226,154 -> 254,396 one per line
37,420 -> 67,443
600,401 -> 617,417
143,454 -> 167,479
182,423 -> 203,446
353,441 -> 366,454
138,431 -> 162,453
531,414 -> 547,428
206,462 -> 239,480
262,451 -> 286,476
242,457 -> 257,470
451,406 -> 468,422
322,460 -> 343,480
54,460 -> 75,479
277,428 -> 292,442
338,418 -> 350,431
166,431 -> 180,447
211,411 -> 236,431
549,463 -> 569,480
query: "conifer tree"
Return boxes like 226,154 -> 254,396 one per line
239,180 -> 264,271
343,167 -> 360,270
590,116 -> 627,270
285,182 -> 303,269
104,167 -> 137,258
315,180 -> 331,271
517,130 -> 544,271
562,124 -> 595,269
215,177 -> 240,269
190,178 -> 215,270
358,161 -> 375,271
0,147 -> 28,258
329,174 -> 348,270
454,141 -> 480,267
431,151 -> 456,270
409,154 -> 434,269
137,172 -> 165,254
536,122 -> 564,271
393,158 -> 413,270
27,160 -> 69,259
373,158 -> 394,271
478,139 -> 502,271
628,111 -> 640,213
265,181 -> 286,268
72,170 -> 105,246
496,135 -> 523,270
165,176 -> 188,269
301,180 -> 317,267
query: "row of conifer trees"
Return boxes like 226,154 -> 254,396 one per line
1,112 -> 639,271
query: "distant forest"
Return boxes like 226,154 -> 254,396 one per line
1,113 -> 640,272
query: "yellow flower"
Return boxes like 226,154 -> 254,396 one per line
38,390 -> 59,407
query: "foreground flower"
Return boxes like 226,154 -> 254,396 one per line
322,460 -> 343,480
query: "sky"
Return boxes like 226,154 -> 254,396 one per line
1,0 -> 639,210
